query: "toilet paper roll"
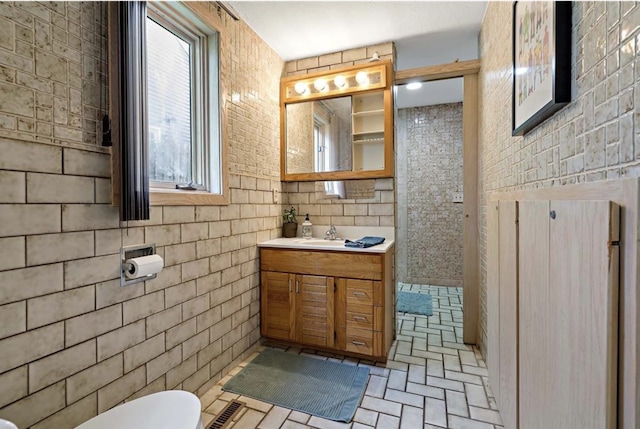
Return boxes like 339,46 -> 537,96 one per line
125,254 -> 164,280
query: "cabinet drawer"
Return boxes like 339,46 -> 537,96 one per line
346,329 -> 374,355
346,280 -> 374,305
261,249 -> 382,280
346,311 -> 374,330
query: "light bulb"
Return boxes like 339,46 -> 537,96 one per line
406,82 -> 422,90
314,79 -> 327,92
355,71 -> 369,85
294,82 -> 308,95
334,75 -> 347,89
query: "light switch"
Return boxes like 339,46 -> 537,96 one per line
452,192 -> 463,203
272,188 -> 279,204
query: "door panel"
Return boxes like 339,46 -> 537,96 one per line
486,200 -> 501,403
519,200 -> 619,429
498,200 -> 518,429
296,275 -> 335,348
261,271 -> 295,341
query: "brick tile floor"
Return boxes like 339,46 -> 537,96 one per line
198,285 -> 503,429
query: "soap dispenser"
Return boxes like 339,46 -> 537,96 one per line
302,214 -> 313,239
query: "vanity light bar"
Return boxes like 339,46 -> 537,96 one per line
282,60 -> 390,103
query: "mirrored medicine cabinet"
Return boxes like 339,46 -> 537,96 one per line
280,60 -> 394,182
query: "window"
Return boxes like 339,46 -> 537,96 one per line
145,4 -> 225,203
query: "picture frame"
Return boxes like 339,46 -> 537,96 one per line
512,1 -> 572,136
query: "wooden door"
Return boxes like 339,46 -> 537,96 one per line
295,275 -> 335,348
519,200 -> 619,429
260,271 -> 295,341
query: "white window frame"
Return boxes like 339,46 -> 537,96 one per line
146,2 -> 226,205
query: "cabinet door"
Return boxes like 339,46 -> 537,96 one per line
260,271 -> 295,341
519,200 -> 619,429
295,275 -> 335,348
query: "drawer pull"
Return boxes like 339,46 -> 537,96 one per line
351,340 -> 367,346
353,316 -> 368,322
352,291 -> 367,297
296,280 -> 299,293
289,279 -> 292,292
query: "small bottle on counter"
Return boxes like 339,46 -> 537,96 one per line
302,214 -> 313,239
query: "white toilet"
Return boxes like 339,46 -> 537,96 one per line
75,390 -> 204,429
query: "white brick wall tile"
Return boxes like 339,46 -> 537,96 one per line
0,138 -> 61,173
0,366 -> 27,408
124,333 -> 165,373
97,320 -> 145,362
96,278 -> 144,309
97,366 -> 146,413
0,322 -> 63,373
28,339 -> 96,392
66,354 -> 123,404
31,393 -> 97,429
166,318 -> 197,349
94,227 -> 144,256
0,170 -> 25,203
0,263 -> 63,305
146,345 -> 182,383
26,231 -> 93,265
145,224 -> 181,246
27,172 -> 94,203
163,206 -> 195,224
27,285 -> 94,329
61,203 -> 119,231
146,305 -> 182,338
64,253 -> 119,289
0,204 -> 60,237
0,236 -> 25,271
63,148 -> 110,177
95,178 -> 111,204
165,242 -> 196,266
65,304 -> 122,347
165,280 -> 197,308
166,354 -> 197,389
0,381 -> 65,429
122,290 -> 164,325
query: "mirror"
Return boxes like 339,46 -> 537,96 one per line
280,61 -> 394,182
285,97 -> 353,174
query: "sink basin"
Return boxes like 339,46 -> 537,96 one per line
291,238 -> 346,246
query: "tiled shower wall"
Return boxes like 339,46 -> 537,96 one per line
0,2 -> 283,428
396,103 -> 463,286
282,43 -> 397,229
478,1 -> 640,359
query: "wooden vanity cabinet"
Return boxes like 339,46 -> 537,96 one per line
260,247 -> 394,360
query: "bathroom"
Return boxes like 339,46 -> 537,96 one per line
1,2 -> 640,429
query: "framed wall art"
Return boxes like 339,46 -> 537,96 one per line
512,1 -> 572,136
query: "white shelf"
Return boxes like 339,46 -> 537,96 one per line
353,130 -> 384,136
353,138 -> 385,144
352,109 -> 384,118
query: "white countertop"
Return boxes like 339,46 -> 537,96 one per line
258,226 -> 395,253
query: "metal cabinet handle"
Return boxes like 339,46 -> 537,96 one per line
296,280 -> 299,293
351,340 -> 366,346
352,291 -> 367,297
353,316 -> 367,321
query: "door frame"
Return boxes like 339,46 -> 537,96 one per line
394,59 -> 480,344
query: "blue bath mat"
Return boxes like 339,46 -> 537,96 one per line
397,291 -> 433,316
223,348 -> 369,422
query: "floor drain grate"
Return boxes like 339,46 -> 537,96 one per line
209,399 -> 245,429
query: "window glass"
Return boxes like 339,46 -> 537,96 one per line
146,17 -> 194,185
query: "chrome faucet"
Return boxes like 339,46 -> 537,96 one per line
325,225 -> 337,240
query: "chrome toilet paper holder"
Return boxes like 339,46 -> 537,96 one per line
121,244 -> 157,287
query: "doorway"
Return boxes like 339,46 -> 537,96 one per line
394,78 -> 465,345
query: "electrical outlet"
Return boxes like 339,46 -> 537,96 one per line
272,188 -> 279,204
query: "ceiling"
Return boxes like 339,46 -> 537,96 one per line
229,1 -> 487,108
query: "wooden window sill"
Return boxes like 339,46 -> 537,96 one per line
150,188 -> 229,206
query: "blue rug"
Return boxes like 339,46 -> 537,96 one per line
397,291 -> 433,316
223,348 -> 369,422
